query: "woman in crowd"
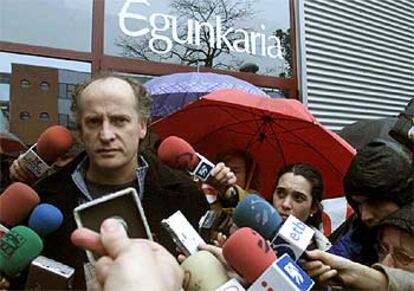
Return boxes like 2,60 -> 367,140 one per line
272,163 -> 331,251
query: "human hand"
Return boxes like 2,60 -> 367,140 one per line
9,155 -> 36,184
213,232 -> 228,247
206,162 -> 237,192
303,250 -> 387,290
71,219 -> 183,291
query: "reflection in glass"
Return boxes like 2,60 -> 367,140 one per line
105,0 -> 292,77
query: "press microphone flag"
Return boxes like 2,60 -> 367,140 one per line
158,136 -> 215,181
270,215 -> 315,261
248,253 -> 314,291
20,125 -> 73,178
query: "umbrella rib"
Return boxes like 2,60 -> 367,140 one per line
268,121 -> 345,175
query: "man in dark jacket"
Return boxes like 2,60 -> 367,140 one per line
329,139 -> 413,266
16,73 -> 210,290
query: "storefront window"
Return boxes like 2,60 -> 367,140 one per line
104,0 -> 292,77
0,0 -> 93,52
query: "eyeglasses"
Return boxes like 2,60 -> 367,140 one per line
377,243 -> 414,265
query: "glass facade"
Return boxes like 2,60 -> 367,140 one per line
104,0 -> 292,77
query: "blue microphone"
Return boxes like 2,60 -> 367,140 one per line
28,204 -> 63,237
233,194 -> 283,241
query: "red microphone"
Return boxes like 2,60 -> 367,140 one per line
20,125 -> 73,177
222,227 -> 277,283
157,136 -> 215,181
0,182 -> 40,227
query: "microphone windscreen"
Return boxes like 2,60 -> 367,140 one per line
0,182 -> 40,226
0,226 -> 43,276
181,250 -> 229,291
222,227 -> 276,283
36,125 -> 73,162
157,136 -> 198,170
28,204 -> 63,237
233,194 -> 282,240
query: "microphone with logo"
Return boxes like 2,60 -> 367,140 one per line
19,125 -> 73,178
233,194 -> 315,262
223,227 -> 315,291
222,227 -> 277,284
0,182 -> 40,228
0,226 -> 43,277
157,136 -> 215,181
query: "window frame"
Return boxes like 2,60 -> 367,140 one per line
0,0 -> 298,98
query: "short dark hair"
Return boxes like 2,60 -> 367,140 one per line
344,139 -> 413,210
275,163 -> 324,228
216,149 -> 260,191
71,72 -> 152,129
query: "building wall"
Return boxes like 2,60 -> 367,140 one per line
298,0 -> 414,131
10,64 -> 58,144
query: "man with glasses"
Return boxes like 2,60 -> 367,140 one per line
303,203 -> 414,290
328,139 -> 413,266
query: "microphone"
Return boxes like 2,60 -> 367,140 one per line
222,227 -> 276,283
0,182 -> 40,227
270,215 -> 315,262
28,203 -> 64,237
215,278 -> 246,291
181,250 -> 229,291
249,253 -> 315,291
157,136 -> 215,181
233,194 -> 283,241
20,125 -> 73,178
25,256 -> 75,290
0,224 -> 9,238
0,226 -> 43,277
232,195 -> 314,262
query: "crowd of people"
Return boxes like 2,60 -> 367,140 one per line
2,72 -> 413,290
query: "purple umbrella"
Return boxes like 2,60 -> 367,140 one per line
144,72 -> 272,121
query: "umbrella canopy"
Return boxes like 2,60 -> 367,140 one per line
338,117 -> 398,150
144,72 -> 272,121
0,132 -> 26,153
153,89 -> 355,200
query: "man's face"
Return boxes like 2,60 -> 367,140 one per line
351,195 -> 399,227
79,77 -> 147,175
224,155 -> 247,189
379,225 -> 414,272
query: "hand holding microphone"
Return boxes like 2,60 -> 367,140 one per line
302,250 -> 387,290
157,136 -> 236,187
9,125 -> 73,182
